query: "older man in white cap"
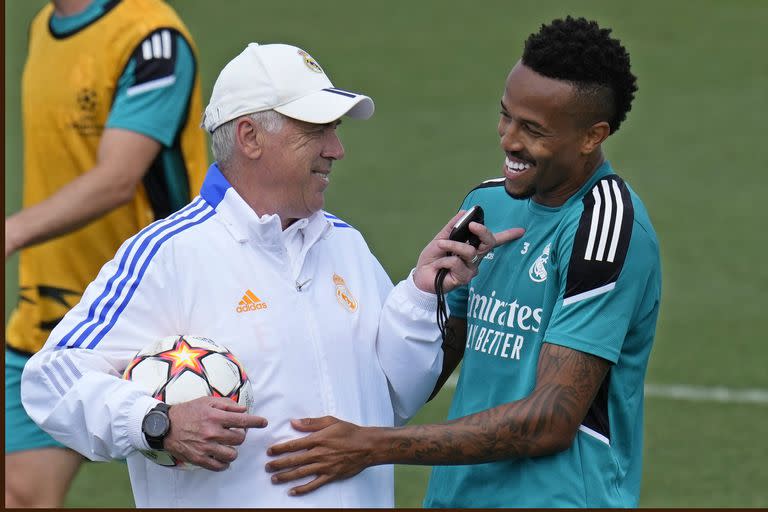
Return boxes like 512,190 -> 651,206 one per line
21,43 -> 522,507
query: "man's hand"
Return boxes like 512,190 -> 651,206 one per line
265,416 -> 375,496
163,396 -> 268,471
412,210 -> 524,293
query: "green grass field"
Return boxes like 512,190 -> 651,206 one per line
5,0 -> 768,507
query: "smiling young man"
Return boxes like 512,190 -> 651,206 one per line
265,17 -> 662,507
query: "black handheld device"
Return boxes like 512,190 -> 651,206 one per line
435,205 -> 485,342
448,205 -> 485,247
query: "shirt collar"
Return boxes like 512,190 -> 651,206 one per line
200,163 -> 333,245
526,160 -> 615,214
49,0 -> 119,36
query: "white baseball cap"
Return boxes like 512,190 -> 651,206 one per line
202,43 -> 375,132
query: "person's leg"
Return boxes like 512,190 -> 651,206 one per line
5,448 -> 83,508
5,348 -> 83,507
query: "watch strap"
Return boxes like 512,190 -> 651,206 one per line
143,402 -> 171,450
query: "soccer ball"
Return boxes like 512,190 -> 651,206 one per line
122,335 -> 254,468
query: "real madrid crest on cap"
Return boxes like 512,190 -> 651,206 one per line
298,49 -> 323,73
333,273 -> 358,313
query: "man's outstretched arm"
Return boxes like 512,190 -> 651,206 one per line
266,342 -> 609,495
5,129 -> 160,258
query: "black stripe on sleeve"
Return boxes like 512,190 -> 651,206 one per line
564,176 -> 634,302
582,369 -> 611,441
142,142 -> 191,219
130,28 -> 179,88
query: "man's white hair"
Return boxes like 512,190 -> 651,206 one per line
211,110 -> 286,165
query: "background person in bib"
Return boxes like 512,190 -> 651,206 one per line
4,0 -> 206,507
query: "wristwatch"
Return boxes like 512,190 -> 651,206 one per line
142,403 -> 171,450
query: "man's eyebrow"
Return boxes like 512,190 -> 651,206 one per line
301,119 -> 339,133
309,120 -> 341,131
500,100 -> 546,131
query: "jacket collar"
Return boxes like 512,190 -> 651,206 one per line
200,163 -> 332,247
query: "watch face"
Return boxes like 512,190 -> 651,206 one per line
144,411 -> 169,437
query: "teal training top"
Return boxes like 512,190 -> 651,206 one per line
424,161 -> 661,508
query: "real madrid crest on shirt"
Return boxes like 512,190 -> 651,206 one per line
529,243 -> 551,283
333,273 -> 358,313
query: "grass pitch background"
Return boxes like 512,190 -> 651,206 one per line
5,0 -> 767,507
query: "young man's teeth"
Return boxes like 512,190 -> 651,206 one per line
505,157 -> 531,172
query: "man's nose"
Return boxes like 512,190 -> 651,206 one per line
499,120 -> 523,152
322,130 -> 345,160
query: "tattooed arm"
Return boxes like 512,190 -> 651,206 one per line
427,317 -> 467,401
266,342 -> 610,495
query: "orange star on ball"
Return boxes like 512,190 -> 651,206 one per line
155,337 -> 209,378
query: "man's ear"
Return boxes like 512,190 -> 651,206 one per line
581,121 -> 611,155
235,117 -> 264,160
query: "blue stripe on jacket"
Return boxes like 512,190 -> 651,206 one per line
57,198 -> 213,349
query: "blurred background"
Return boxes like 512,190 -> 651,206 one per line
5,0 -> 767,507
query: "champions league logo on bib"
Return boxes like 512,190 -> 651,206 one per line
529,244 -> 551,283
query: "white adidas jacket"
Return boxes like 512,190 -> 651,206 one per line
21,164 -> 444,508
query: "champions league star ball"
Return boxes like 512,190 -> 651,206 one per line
122,335 -> 254,468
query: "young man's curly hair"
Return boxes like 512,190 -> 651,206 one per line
522,16 -> 638,134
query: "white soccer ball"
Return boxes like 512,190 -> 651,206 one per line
123,335 -> 254,468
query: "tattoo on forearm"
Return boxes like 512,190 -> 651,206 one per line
385,343 -> 609,465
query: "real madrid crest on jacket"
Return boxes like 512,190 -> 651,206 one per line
426,161 -> 661,507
